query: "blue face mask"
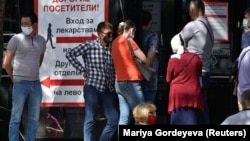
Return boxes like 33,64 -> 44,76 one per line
242,19 -> 248,28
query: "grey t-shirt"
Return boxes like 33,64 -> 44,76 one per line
221,110 -> 250,125
7,33 -> 46,81
180,16 -> 214,72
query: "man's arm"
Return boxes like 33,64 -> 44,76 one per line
3,49 -> 15,81
145,34 -> 159,67
40,52 -> 45,66
146,51 -> 156,67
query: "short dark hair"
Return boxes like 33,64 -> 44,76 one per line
142,10 -> 152,26
21,12 -> 38,24
190,0 -> 205,14
97,21 -> 113,33
241,90 -> 250,106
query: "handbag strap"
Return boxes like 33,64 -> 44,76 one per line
198,20 -> 213,43
174,54 -> 196,77
127,38 -> 136,59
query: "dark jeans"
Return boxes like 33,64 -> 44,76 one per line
83,85 -> 119,141
200,72 -> 210,125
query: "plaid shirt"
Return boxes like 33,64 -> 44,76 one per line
66,39 -> 115,92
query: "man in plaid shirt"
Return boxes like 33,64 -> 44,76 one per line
66,22 -> 119,141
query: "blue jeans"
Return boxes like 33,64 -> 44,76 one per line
200,72 -> 210,124
83,85 -> 119,141
115,81 -> 144,125
117,94 -> 130,125
9,80 -> 42,141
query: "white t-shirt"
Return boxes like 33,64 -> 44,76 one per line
221,110 -> 250,125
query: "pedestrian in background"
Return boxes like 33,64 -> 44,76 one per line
236,43 -> 250,111
66,21 -> 119,141
112,19 -> 146,125
241,7 -> 250,49
166,34 -> 203,125
141,10 -> 160,103
179,0 -> 214,124
232,8 -> 250,111
3,12 -> 46,141
221,89 -> 250,125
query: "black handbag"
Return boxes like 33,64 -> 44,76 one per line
127,38 -> 156,81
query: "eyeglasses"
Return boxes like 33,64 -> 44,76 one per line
100,32 -> 112,36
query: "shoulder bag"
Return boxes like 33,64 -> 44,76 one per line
127,38 -> 156,81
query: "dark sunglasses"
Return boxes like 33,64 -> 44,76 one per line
101,32 -> 112,36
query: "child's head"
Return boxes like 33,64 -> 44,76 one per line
133,102 -> 157,125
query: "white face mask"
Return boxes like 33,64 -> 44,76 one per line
130,33 -> 135,39
129,30 -> 135,39
21,26 -> 33,35
242,19 -> 248,28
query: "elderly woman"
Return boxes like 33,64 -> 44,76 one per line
166,34 -> 204,125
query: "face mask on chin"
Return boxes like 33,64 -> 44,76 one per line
129,30 -> 135,39
243,19 -> 249,28
130,33 -> 135,39
21,26 -> 33,35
